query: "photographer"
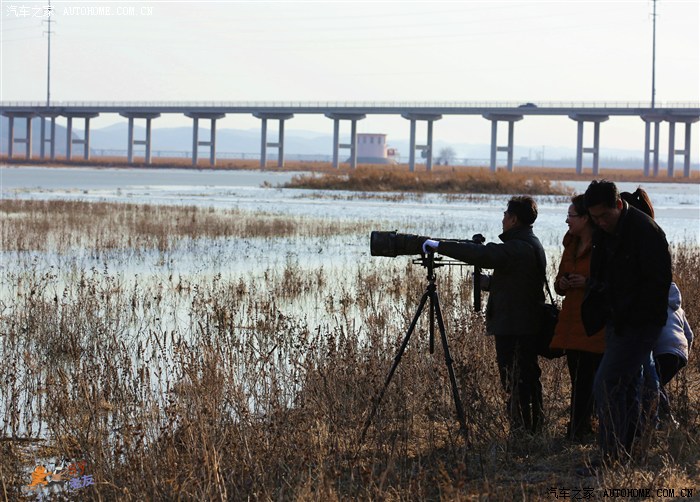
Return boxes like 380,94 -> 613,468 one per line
423,195 -> 546,434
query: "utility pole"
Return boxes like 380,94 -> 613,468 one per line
44,0 -> 54,106
651,0 -> 657,109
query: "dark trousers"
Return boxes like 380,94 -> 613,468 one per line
594,324 -> 661,461
566,350 -> 603,439
495,334 -> 543,433
655,353 -> 686,418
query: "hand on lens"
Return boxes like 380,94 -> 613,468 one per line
422,239 -> 440,254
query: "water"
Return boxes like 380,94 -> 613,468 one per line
2,165 -> 698,248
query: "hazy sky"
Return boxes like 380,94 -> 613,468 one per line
1,0 -> 699,152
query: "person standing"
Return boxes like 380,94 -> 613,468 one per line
551,194 -> 604,442
423,195 -> 546,434
582,180 -> 672,464
620,189 -> 693,426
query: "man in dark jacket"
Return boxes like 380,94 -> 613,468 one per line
582,180 -> 672,464
423,195 -> 546,433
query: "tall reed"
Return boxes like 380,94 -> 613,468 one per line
1,200 -> 698,500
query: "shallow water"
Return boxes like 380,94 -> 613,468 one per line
2,165 -> 698,248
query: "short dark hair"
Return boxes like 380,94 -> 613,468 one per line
507,195 -> 538,226
584,179 -> 619,209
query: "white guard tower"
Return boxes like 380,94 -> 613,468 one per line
353,133 -> 398,164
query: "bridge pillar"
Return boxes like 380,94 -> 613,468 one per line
667,116 -> 699,178
642,114 -> 664,177
63,112 -> 100,161
253,113 -> 294,169
325,113 -> 366,168
121,113 -> 161,164
39,114 -> 59,160
482,113 -> 523,172
641,113 -> 698,178
401,113 -> 442,172
185,113 -> 224,167
568,114 -> 609,175
1,112 -> 35,160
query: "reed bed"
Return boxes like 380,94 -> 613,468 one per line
282,167 -> 573,195
0,200 -> 698,501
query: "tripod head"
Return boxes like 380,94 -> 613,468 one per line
411,252 -> 461,282
412,236 -> 485,312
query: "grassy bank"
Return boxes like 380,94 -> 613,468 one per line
1,200 -> 698,500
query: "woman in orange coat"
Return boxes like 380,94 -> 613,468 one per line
551,194 -> 605,441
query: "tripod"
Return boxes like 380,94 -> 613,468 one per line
360,252 -> 468,443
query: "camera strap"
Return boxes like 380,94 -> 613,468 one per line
526,242 -> 556,305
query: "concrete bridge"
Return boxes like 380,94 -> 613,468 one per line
2,101 -> 699,177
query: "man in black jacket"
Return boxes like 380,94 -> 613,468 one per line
582,180 -> 672,464
423,195 -> 546,434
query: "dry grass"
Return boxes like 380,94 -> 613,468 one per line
282,166 -> 574,195
0,200 -> 698,500
0,199 -> 372,253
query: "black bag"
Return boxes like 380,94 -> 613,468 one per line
537,300 -> 563,359
530,244 -> 564,359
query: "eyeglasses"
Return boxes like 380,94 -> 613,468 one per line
566,213 -> 582,219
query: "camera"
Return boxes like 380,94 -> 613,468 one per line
370,231 -> 486,258
370,231 -> 428,257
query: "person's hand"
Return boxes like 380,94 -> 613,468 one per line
473,273 -> 491,291
422,239 -> 440,254
560,273 -> 586,290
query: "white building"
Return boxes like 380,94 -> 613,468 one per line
354,133 -> 398,164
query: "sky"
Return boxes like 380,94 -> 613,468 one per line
1,0 -> 699,156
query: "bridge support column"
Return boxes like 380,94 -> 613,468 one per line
325,113 -> 366,168
401,113 -> 442,172
642,115 -> 663,177
1,112 -> 35,160
482,113 -> 523,172
7,115 -> 14,158
186,112 -> 225,167
63,112 -> 100,161
254,113 -> 294,169
568,114 -> 609,175
120,113 -> 161,164
641,113 -> 699,178
667,118 -> 699,178
39,116 -> 60,159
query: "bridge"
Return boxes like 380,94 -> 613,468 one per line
2,101 -> 699,176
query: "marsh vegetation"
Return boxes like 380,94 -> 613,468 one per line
1,199 -> 698,500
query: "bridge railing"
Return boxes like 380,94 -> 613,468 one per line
1,100 -> 699,109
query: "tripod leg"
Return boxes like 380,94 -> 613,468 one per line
432,289 -> 469,437
360,289 -> 431,444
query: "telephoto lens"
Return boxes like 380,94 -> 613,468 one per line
370,231 -> 427,257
